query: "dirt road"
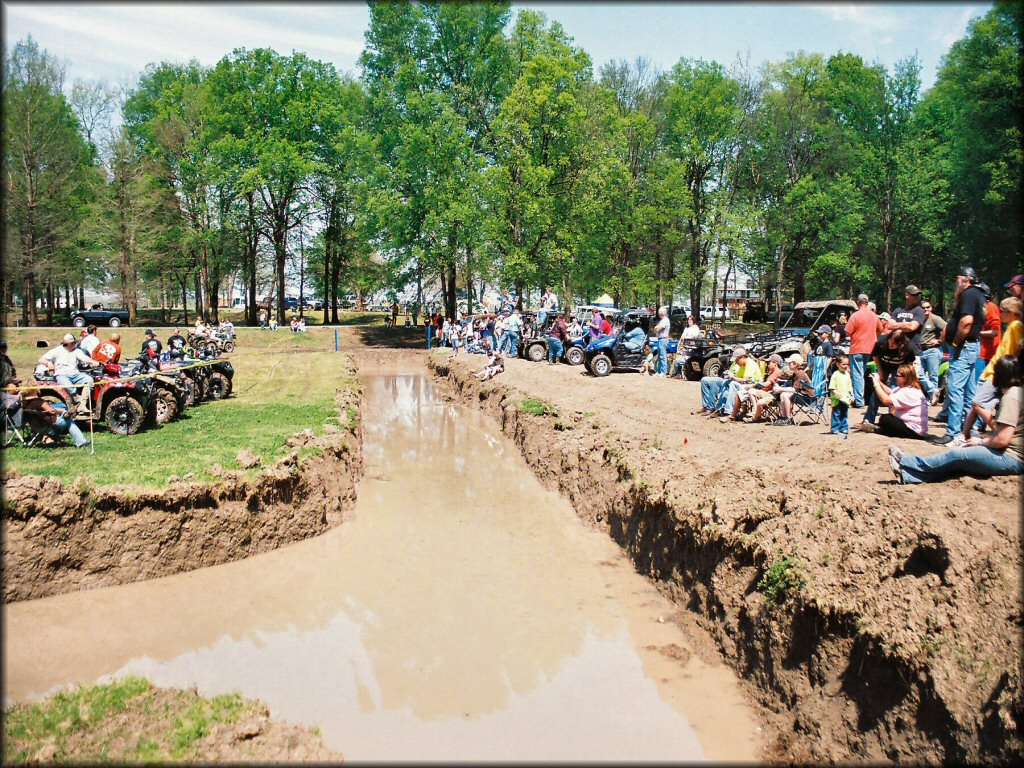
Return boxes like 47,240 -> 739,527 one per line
429,346 -> 1021,763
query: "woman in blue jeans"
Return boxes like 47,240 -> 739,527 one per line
888,356 -> 1022,484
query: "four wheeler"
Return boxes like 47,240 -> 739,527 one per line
29,366 -> 154,435
121,353 -> 191,425
518,312 -> 591,365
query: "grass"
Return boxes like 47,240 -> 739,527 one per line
3,677 -> 273,763
517,398 -> 558,417
2,328 -> 357,489
757,555 -> 805,607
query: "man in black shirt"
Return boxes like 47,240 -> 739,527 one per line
140,329 -> 163,358
936,266 -> 988,443
889,285 -> 926,355
167,328 -> 187,360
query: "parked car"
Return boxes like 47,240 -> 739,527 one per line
700,305 -> 732,321
69,305 -> 130,328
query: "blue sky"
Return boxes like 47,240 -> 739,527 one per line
2,1 -> 991,92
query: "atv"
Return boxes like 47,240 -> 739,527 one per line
30,366 -> 154,435
584,310 -> 654,376
121,353 -> 190,425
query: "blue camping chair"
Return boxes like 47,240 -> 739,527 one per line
792,354 -> 830,425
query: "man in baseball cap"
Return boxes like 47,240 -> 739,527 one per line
36,333 -> 100,416
886,285 -> 928,394
937,264 -> 988,443
1004,274 -> 1024,300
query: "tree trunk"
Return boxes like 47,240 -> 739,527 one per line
45,281 -> 54,326
274,218 -> 287,325
465,247 -> 474,316
181,278 -> 189,326
774,244 -> 786,331
78,285 -> 85,310
193,269 -> 203,320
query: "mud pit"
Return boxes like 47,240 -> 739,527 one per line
428,349 -> 1022,763
4,363 -> 765,762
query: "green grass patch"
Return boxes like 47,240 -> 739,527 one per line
3,676 -> 284,764
517,398 -> 558,417
757,555 -> 805,607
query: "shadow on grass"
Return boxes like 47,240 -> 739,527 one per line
353,325 -> 429,349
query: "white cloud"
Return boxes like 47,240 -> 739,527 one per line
931,7 -> 981,48
806,3 -> 903,32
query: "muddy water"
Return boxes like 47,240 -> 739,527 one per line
4,373 -> 762,762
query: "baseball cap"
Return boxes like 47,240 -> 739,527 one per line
62,333 -> 76,344
816,324 -> 831,334
1004,275 -> 1024,288
767,353 -> 783,366
731,345 -> 748,360
879,312 -> 892,321
0,339 -> 7,349
144,329 -> 155,336
787,353 -> 804,366
857,293 -> 869,304
904,285 -> 921,295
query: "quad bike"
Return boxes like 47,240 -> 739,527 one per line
161,351 -> 234,403
121,353 -> 190,425
29,366 -> 155,435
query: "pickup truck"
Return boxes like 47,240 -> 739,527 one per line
69,306 -> 130,328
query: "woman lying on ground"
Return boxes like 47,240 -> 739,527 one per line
888,356 -> 1023,484
859,363 -> 929,439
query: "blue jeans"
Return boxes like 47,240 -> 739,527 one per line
51,413 -> 89,447
56,371 -> 93,404
830,402 -> 849,434
724,381 -> 747,416
919,347 -> 941,397
864,371 -> 896,425
945,341 -> 980,438
670,356 -> 686,378
657,338 -> 668,375
547,336 -> 563,363
973,355 -> 988,384
701,377 -> 727,412
898,445 -> 1023,484
849,353 -> 869,407
505,333 -> 519,356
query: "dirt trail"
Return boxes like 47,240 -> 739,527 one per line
427,348 -> 1022,764
1,359 -> 364,603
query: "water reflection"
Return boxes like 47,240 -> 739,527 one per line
4,374 -> 760,762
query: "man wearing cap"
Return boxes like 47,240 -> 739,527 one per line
1005,274 -> 1024,301
140,329 -> 163,358
654,306 -> 671,376
37,334 -> 101,416
845,293 -> 884,408
935,266 -> 988,444
747,353 -> 786,422
719,346 -> 764,422
919,299 -> 947,405
887,285 -> 933,399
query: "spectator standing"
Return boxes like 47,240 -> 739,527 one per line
654,306 -> 670,376
547,312 -> 568,364
80,325 -> 100,357
889,356 -> 1023,483
494,313 -> 506,354
845,294 -> 884,408
888,284 -> 935,401
1004,274 -> 1024,301
862,330 -> 915,427
828,353 -> 853,437
538,288 -> 558,327
505,309 -> 523,356
919,299 -> 947,404
812,325 -> 834,358
588,308 -> 604,340
258,308 -> 268,329
935,266 -> 988,444
976,282 -> 1002,383
962,297 -> 1024,441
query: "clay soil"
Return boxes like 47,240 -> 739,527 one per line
429,348 -> 1022,764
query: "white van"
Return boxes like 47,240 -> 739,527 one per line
700,305 -> 731,321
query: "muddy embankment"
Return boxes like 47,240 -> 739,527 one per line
429,353 -> 1022,764
2,378 -> 363,604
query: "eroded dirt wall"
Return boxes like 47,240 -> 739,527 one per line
2,387 -> 363,604
428,353 -> 1022,765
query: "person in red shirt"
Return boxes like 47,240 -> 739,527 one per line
844,293 -> 884,408
91,333 -> 122,365
976,282 -> 1002,382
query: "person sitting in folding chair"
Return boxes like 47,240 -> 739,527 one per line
8,384 -> 89,448
790,352 -> 831,425
776,354 -> 814,426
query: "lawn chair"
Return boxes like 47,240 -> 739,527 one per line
791,354 -> 830,425
2,391 -> 48,447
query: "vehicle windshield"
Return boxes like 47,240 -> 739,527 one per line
783,307 -> 820,328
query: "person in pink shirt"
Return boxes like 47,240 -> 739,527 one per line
845,293 -> 884,408
862,363 -> 929,439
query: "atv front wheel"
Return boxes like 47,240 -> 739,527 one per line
206,371 -> 229,400
702,357 -> 722,378
526,342 -> 546,363
591,354 -> 612,377
222,340 -> 235,353
151,389 -> 178,425
105,395 -> 144,435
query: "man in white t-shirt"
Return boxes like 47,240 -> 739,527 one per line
38,333 -> 101,415
505,309 -> 523,355
654,306 -> 671,376
79,325 -> 100,357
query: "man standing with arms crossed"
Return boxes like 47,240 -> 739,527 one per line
935,266 -> 988,445
654,306 -> 671,377
918,299 -> 947,405
887,285 -> 933,401
845,293 -> 883,408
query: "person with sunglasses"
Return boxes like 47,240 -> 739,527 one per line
918,299 -> 947,405
861,363 -> 929,439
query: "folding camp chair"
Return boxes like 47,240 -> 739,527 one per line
2,392 -> 48,447
791,354 -> 830,425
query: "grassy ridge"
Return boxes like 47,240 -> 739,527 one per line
2,328 -> 357,488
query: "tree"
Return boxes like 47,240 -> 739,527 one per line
3,37 -> 93,326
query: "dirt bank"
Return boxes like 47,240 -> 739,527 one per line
429,350 -> 1022,764
3,676 -> 342,764
2,369 -> 363,604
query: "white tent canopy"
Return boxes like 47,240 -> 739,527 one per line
592,293 -> 615,307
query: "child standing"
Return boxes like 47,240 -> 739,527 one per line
829,353 -> 853,437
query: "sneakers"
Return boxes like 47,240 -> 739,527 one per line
950,434 -> 968,448
856,421 -> 877,433
932,434 -> 955,445
929,391 -> 941,407
888,444 -> 904,483
774,417 -> 794,426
